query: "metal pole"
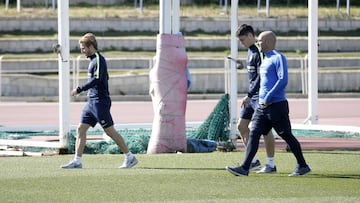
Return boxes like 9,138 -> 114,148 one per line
346,0 -> 350,16
172,0 -> 180,34
224,58 -> 229,94
266,0 -> 270,17
0,55 -> 3,100
300,56 -> 305,94
57,0 -> 71,149
52,0 -> 56,12
134,0 -> 143,13
76,55 -> 81,88
16,0 -> 20,12
307,0 -> 318,124
72,58 -> 75,89
229,0 -> 238,142
224,0 -> 228,14
159,0 -> 171,34
5,0 -> 9,10
304,54 -> 308,95
220,0 -> 228,14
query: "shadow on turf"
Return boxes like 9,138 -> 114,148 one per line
303,151 -> 360,156
139,167 -> 225,171
139,168 -> 360,179
308,173 -> 360,180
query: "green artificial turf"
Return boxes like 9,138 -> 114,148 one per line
0,151 -> 359,202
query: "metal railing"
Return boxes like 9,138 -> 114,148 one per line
300,54 -> 308,95
257,0 -> 270,17
0,55 -> 3,100
336,0 -> 351,16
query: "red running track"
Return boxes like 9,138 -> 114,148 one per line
0,98 -> 359,127
0,97 -> 360,151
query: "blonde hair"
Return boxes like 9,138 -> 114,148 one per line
79,33 -> 98,50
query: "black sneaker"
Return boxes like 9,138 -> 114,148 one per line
249,159 -> 261,171
288,165 -> 311,176
226,166 -> 249,176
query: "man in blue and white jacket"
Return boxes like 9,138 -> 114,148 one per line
227,31 -> 311,177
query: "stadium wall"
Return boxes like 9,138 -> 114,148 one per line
1,70 -> 360,97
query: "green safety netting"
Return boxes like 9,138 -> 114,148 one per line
1,93 -> 359,154
0,94 -> 231,154
73,94 -> 230,154
187,94 -> 230,141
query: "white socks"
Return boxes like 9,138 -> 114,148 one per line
74,156 -> 82,164
266,157 -> 275,168
125,151 -> 133,159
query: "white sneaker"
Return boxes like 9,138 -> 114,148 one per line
119,156 -> 138,169
256,165 -> 277,174
61,160 -> 82,169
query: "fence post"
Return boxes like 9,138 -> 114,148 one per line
75,55 -> 81,88
337,0 -> 351,16
257,0 -> 270,17
0,55 -> 3,100
219,0 -> 229,14
16,0 -> 21,12
134,0 -> 143,14
224,57 -> 230,94
72,56 -> 81,90
5,0 -> 9,10
300,54 -> 308,95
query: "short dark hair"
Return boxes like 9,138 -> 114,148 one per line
236,24 -> 255,37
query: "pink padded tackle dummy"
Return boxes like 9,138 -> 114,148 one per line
148,33 -> 188,154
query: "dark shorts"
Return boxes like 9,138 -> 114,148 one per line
81,97 -> 114,128
239,98 -> 260,120
251,100 -> 292,138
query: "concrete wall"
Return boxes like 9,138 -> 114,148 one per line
2,57 -> 359,73
12,0 -> 127,6
2,36 -> 360,53
1,18 -> 359,33
2,70 -> 360,97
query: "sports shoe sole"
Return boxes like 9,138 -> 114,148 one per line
61,163 -> 82,169
249,165 -> 262,171
226,166 -> 248,176
288,169 -> 311,176
119,158 -> 138,169
257,170 -> 277,174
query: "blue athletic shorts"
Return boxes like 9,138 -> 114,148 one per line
81,97 -> 114,128
239,98 -> 260,120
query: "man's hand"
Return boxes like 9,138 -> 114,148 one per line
260,103 -> 272,108
241,96 -> 251,108
71,89 -> 78,96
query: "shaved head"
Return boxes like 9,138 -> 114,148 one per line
257,31 -> 277,53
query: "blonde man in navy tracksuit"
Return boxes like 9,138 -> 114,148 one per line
226,31 -> 311,176
61,33 -> 138,169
